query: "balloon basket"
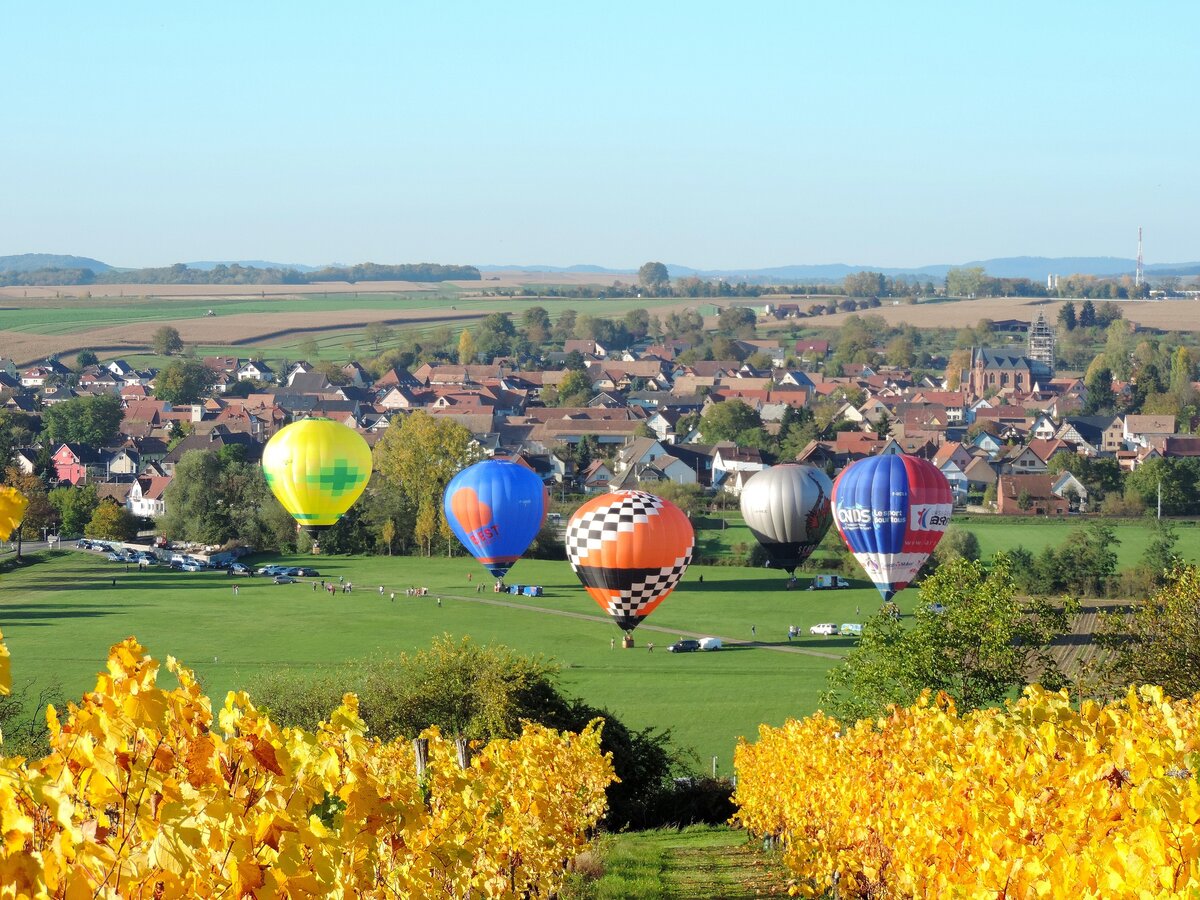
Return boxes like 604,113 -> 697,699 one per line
622,635 -> 635,649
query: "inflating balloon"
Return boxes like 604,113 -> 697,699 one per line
832,454 -> 952,601
261,419 -> 372,540
565,490 -> 694,632
444,459 -> 547,579
739,464 -> 833,575
0,486 -> 28,542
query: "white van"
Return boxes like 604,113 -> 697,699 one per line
840,623 -> 863,636
809,623 -> 838,636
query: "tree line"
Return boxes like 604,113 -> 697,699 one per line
0,262 -> 480,287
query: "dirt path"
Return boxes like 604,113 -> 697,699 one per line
443,591 -> 843,660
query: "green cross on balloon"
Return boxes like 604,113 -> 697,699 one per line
309,460 -> 365,497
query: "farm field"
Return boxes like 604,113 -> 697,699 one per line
809,295 -> 1200,332
0,289 -> 727,366
0,550 -> 881,773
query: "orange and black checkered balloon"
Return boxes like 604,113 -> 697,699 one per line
565,491 -> 694,632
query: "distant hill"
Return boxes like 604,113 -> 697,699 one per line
0,253 -> 112,274
664,256 -> 1200,283
186,260 -> 324,272
480,257 -> 1200,283
477,264 -> 635,274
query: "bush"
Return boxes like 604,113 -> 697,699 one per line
932,527 -> 981,566
248,636 -> 688,830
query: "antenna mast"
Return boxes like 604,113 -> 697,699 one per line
1135,226 -> 1144,290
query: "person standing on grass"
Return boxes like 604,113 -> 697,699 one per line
390,591 -> 395,602
611,637 -> 615,650
751,624 -> 756,638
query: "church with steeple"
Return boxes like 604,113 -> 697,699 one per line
966,312 -> 1055,400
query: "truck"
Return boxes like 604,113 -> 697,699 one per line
807,575 -> 851,591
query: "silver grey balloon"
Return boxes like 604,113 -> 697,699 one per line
739,464 -> 834,574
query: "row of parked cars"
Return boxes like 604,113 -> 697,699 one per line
255,564 -> 320,584
77,540 -> 232,573
809,623 -> 864,636
666,637 -> 723,652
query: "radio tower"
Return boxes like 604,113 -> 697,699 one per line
1135,226 -> 1144,289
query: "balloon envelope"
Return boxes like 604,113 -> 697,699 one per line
261,418 -> 373,529
444,459 -> 547,578
565,490 -> 694,632
739,464 -> 833,574
0,486 -> 28,542
832,454 -> 952,601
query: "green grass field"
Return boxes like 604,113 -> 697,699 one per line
705,513 -> 1199,571
954,517 -> 1200,569
0,550 -> 884,774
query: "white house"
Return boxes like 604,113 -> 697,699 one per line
711,446 -> 768,494
128,475 -> 171,519
237,360 -> 276,383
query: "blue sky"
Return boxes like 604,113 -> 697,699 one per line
2,1 -> 1196,269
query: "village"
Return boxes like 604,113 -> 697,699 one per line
4,304 -> 1193,531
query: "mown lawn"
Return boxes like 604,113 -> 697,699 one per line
563,826 -> 791,900
0,550 -> 883,773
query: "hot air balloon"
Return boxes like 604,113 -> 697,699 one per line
739,464 -> 833,576
831,453 -> 952,601
443,459 -> 547,579
261,418 -> 372,548
0,486 -> 28,542
565,490 -> 694,632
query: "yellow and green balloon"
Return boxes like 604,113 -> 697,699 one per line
262,419 -> 372,537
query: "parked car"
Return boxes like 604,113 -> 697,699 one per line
807,575 -> 851,590
698,637 -> 723,651
667,639 -> 701,653
77,539 -> 92,550
839,623 -> 863,636
257,565 -> 284,576
228,563 -> 251,575
295,567 -> 319,577
809,623 -> 838,636
273,574 -> 297,584
181,563 -> 203,572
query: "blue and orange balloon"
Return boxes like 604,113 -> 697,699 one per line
444,459 -> 547,579
831,453 -> 953,601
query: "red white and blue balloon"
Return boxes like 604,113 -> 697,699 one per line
831,453 -> 952,601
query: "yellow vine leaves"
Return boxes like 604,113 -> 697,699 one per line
733,686 -> 1200,899
0,637 -> 615,898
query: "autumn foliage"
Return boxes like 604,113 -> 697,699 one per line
733,686 -> 1200,898
0,635 -> 614,897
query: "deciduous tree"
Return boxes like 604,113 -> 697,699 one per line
699,399 -> 761,443
155,359 -> 216,405
457,329 -> 476,365
41,395 -> 123,447
373,411 -> 479,557
151,325 -> 184,356
638,262 -> 670,294
823,555 -> 1070,721
84,499 -> 138,541
1093,564 -> 1200,698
